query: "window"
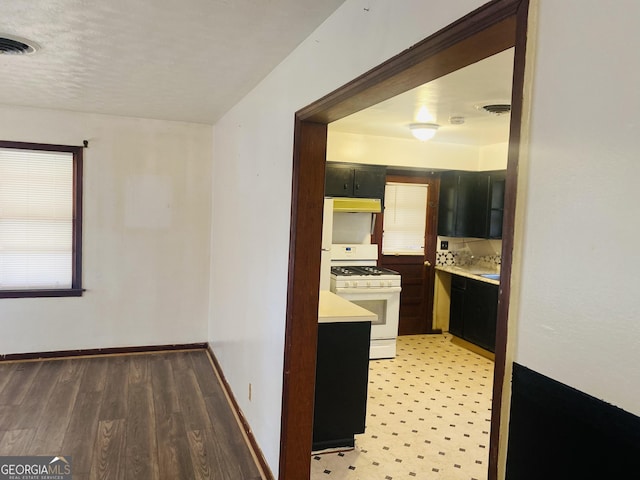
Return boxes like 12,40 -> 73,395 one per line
382,182 -> 428,255
0,141 -> 83,298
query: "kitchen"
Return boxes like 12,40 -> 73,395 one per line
311,47 -> 513,479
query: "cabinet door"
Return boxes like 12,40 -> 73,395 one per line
437,172 -> 457,236
449,284 -> 465,338
456,173 -> 490,238
488,172 -> 506,239
313,321 -> 371,450
463,279 -> 499,352
353,165 -> 386,199
325,164 -> 354,197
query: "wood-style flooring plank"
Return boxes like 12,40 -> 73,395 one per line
149,355 -> 179,418
0,429 -> 35,455
57,357 -> 88,385
169,351 -> 193,373
89,419 -> 126,480
98,357 -> 129,421
187,429 -> 216,480
155,413 -> 195,480
0,405 -> 16,433
61,391 -> 103,475
0,361 -> 42,406
174,368 -> 210,432
188,351 -> 220,398
30,362 -> 82,454
0,363 -> 17,396
79,357 -> 109,393
128,355 -> 150,385
7,361 -> 60,430
124,383 -> 159,480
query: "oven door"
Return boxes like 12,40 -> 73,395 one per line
331,287 -> 401,340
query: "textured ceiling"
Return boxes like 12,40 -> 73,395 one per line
0,0 -> 345,124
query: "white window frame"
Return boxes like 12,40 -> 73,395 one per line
382,182 -> 428,256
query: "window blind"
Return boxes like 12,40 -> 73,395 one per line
382,182 -> 428,255
0,148 -> 73,289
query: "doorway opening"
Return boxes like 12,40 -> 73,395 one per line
280,1 -> 529,479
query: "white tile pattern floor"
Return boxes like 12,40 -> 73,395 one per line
310,334 -> 494,480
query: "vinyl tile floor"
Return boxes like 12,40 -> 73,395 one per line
310,334 -> 494,480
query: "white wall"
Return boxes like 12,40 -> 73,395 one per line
209,0 -> 487,474
0,105 -> 212,354
479,142 -> 508,170
327,130 -> 480,169
514,0 -> 640,415
327,131 -> 508,170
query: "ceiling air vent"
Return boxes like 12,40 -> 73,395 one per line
481,104 -> 511,115
0,35 -> 39,55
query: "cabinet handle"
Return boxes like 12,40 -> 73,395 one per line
355,183 -> 360,190
424,260 -> 431,266
344,183 -> 349,189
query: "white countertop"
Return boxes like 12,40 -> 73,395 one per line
435,265 -> 500,285
318,290 -> 378,323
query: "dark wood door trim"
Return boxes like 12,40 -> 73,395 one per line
489,0 -> 530,477
279,119 -> 326,480
281,1 -> 527,479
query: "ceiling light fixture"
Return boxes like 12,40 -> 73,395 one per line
409,123 -> 439,141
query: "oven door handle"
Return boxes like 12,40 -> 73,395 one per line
334,286 -> 402,294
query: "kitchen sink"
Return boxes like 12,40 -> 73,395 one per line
480,273 -> 500,280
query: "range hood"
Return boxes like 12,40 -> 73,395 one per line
332,197 -> 382,213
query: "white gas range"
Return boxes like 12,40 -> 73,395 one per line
330,244 -> 402,359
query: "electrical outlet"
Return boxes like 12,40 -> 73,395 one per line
440,240 -> 449,250
249,383 -> 252,401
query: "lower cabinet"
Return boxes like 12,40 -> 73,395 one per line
449,275 -> 498,352
313,321 -> 371,451
449,278 -> 466,338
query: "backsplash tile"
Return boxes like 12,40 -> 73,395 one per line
436,251 -> 456,266
435,252 -> 501,269
436,237 -> 501,269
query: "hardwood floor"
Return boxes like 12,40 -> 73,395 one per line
0,350 -> 264,480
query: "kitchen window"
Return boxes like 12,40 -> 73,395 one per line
381,182 -> 428,255
0,141 -> 83,298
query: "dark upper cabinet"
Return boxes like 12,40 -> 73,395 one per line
487,171 -> 506,239
437,170 -> 505,238
448,275 -> 498,352
325,163 -> 386,201
437,172 -> 458,237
